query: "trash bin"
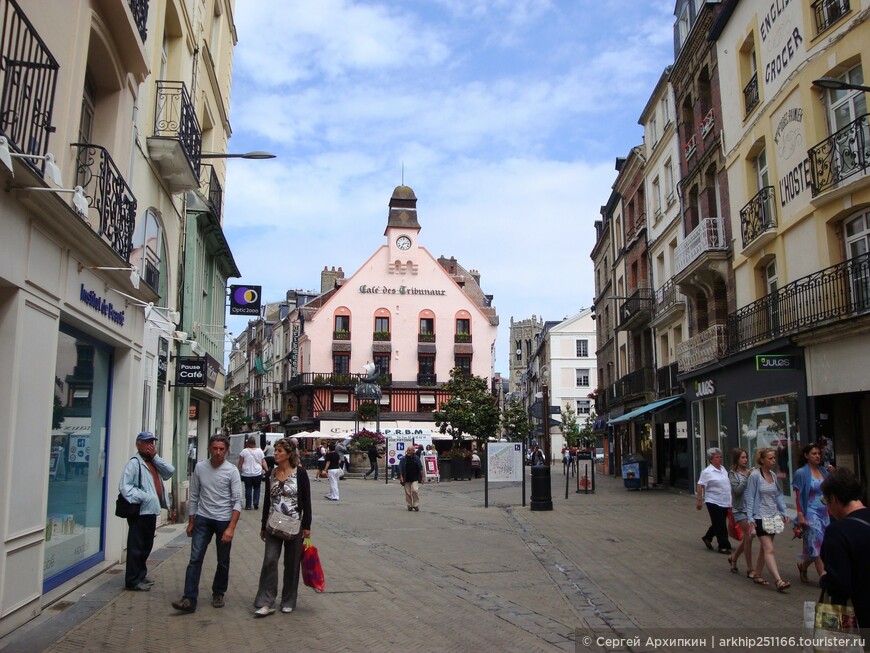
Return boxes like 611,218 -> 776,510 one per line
621,456 -> 648,490
530,465 -> 553,511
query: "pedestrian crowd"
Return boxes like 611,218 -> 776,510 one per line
695,442 -> 868,627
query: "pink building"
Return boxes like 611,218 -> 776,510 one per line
288,185 -> 499,435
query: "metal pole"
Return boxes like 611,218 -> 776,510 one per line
522,442 -> 526,507
542,383 -> 551,465
565,462 -> 569,499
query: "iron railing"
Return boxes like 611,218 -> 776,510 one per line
199,163 -> 222,220
72,143 -> 137,261
454,333 -> 472,343
619,286 -> 654,326
676,324 -> 728,372
675,217 -> 728,275
128,0 -> 149,42
614,367 -> 655,398
0,0 -> 59,178
153,80 -> 201,176
743,72 -> 759,116
812,0 -> 849,33
332,330 -> 350,340
808,113 -> 869,196
287,373 -> 362,388
626,212 -> 647,242
418,333 -> 436,342
656,363 -> 683,395
700,108 -> 715,138
143,258 -> 158,291
727,252 -> 870,353
740,186 -> 777,249
653,278 -> 685,317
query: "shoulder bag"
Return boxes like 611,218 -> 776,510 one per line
264,472 -> 301,540
115,458 -> 142,518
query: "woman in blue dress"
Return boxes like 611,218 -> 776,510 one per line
792,443 -> 832,583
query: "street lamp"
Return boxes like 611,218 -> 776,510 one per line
200,151 -> 276,159
812,77 -> 870,93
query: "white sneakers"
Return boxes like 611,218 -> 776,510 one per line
254,606 -> 275,617
281,607 -> 293,613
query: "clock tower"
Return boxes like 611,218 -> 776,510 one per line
385,185 -> 421,271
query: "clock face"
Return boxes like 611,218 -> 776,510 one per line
396,236 -> 412,250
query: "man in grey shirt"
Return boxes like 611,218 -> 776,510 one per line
172,434 -> 242,613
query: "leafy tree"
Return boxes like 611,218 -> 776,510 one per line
433,368 -> 500,447
501,398 -> 531,443
560,403 -> 581,447
578,408 -> 597,448
221,390 -> 246,433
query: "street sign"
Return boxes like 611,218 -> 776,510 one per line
755,354 -> 799,371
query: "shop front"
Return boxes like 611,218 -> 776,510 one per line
681,343 -> 808,504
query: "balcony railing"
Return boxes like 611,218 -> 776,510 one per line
619,287 -> 654,327
812,0 -> 849,33
652,278 -> 685,317
656,363 -> 683,395
808,113 -> 869,196
418,333 -> 436,343
700,108 -> 715,138
676,324 -> 728,372
143,258 -> 159,291
740,186 -> 777,249
373,331 -> 391,341
128,0 -> 149,42
72,143 -> 137,261
626,212 -> 647,242
0,0 -> 59,178
199,163 -> 222,221
333,330 -> 350,340
684,134 -> 697,159
153,80 -> 201,175
615,367 -> 655,398
727,252 -> 870,353
743,72 -> 759,116
454,333 -> 472,343
675,217 -> 728,275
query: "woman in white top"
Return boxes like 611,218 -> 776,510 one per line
238,436 -> 268,511
696,447 -> 732,554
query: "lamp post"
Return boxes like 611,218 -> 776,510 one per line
812,77 -> 870,93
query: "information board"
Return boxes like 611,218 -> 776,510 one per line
487,442 -> 523,482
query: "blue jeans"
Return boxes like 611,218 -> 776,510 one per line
242,475 -> 262,509
183,515 -> 233,606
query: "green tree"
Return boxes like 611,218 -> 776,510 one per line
560,403 -> 581,447
578,408 -> 597,448
501,398 -> 531,443
433,368 -> 501,447
221,389 -> 246,433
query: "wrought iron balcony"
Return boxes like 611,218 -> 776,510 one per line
72,143 -> 137,261
619,287 -> 654,330
615,367 -> 655,399
626,212 -> 647,242
128,0 -> 149,41
700,108 -> 715,138
656,363 -> 683,395
287,372 -> 363,388
454,333 -> 472,343
727,251 -> 870,353
676,324 -> 728,372
812,0 -> 849,33
418,332 -> 436,343
333,330 -> 350,340
147,80 -> 202,192
684,134 -> 697,160
674,217 -> 728,276
809,113 -> 869,196
743,72 -> 759,116
652,278 -> 686,321
0,0 -> 59,179
740,186 -> 777,251
199,163 -> 222,221
373,331 -> 391,341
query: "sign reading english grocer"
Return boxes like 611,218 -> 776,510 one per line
229,285 -> 262,316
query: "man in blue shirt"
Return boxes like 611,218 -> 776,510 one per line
119,432 -> 175,591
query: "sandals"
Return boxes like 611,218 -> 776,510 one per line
747,572 -> 769,586
775,579 -> 791,592
797,563 -> 809,583
728,556 -> 739,573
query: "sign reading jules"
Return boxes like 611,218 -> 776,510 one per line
229,285 -> 262,316
175,356 -> 207,387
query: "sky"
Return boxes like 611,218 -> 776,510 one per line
222,0 -> 678,375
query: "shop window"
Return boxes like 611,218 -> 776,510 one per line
737,393 -> 800,499
46,324 -> 112,590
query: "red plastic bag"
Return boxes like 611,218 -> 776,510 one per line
727,508 -> 743,541
301,538 -> 325,592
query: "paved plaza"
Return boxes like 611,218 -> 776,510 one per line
0,468 -> 822,653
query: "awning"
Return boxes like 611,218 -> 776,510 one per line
608,396 -> 683,425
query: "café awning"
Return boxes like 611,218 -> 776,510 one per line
608,396 -> 682,425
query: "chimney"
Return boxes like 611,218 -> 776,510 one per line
321,266 -> 337,293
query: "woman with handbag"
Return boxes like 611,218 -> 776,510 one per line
792,443 -> 832,583
744,447 -> 791,592
253,439 -> 312,617
727,448 -> 753,574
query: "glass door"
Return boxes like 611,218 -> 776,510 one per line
46,324 -> 113,590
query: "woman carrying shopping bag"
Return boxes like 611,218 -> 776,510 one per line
253,439 -> 312,617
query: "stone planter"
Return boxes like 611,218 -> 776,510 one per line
349,450 -> 371,473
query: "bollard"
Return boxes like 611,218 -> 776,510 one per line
530,465 -> 553,511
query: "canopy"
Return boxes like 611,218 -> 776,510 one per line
293,431 -> 346,440
608,396 -> 683,425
